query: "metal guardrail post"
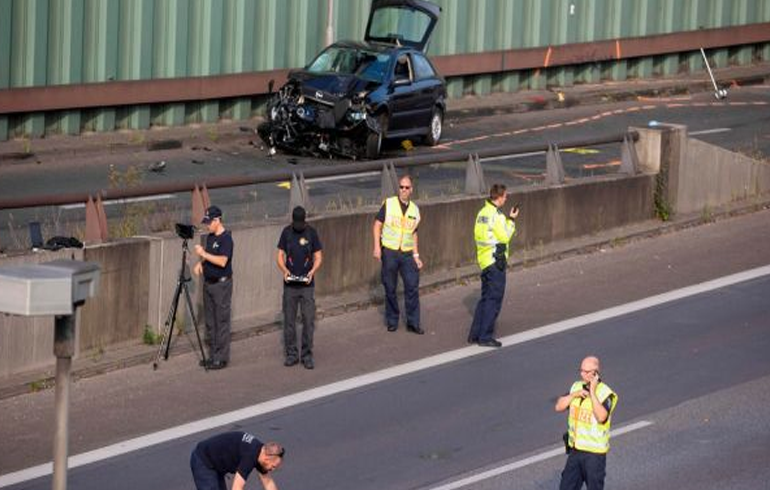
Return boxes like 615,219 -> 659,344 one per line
464,153 -> 487,195
380,162 -> 398,201
84,195 -> 108,243
289,172 -> 310,214
545,144 -> 565,185
191,185 -> 211,224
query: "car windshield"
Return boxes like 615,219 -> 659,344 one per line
306,47 -> 391,83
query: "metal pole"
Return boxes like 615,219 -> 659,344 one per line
325,0 -> 334,47
53,312 -> 77,490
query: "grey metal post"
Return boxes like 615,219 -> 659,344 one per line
545,144 -> 565,185
53,308 -> 79,490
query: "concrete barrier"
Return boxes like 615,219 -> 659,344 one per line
0,173 -> 657,378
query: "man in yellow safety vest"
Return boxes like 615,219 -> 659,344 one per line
555,355 -> 618,490
372,175 -> 424,334
467,183 -> 518,347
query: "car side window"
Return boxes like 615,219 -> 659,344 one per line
412,54 -> 436,80
394,54 -> 412,82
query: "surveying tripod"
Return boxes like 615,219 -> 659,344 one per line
153,238 -> 208,370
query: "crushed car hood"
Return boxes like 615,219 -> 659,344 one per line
290,72 -> 378,104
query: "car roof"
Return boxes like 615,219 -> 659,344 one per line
327,39 -> 419,56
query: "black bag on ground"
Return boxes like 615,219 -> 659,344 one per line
44,236 -> 84,251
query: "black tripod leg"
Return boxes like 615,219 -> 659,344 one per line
183,281 -> 208,368
153,279 -> 182,369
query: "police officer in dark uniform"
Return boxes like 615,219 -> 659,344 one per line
194,205 -> 234,370
190,431 -> 284,490
276,206 -> 323,369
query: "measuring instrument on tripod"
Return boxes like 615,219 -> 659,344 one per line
153,223 -> 208,370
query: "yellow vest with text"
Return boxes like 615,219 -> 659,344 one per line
566,381 -> 617,454
381,196 -> 420,252
474,200 -> 516,270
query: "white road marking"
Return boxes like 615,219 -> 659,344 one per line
423,420 -> 654,490
2,265 -> 769,487
59,194 -> 175,210
480,150 -> 545,163
689,128 -> 732,136
305,171 -> 381,184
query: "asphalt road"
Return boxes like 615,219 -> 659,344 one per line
1,85 -> 768,250
3,267 -> 769,489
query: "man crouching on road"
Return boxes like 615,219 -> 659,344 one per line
555,356 -> 617,490
191,431 -> 284,490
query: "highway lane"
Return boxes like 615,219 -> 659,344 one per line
1,87 -> 768,251
4,268 -> 769,490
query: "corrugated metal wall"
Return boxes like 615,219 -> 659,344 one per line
1,0 -> 769,140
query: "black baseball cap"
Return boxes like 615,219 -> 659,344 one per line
202,205 -> 222,224
292,206 -> 306,225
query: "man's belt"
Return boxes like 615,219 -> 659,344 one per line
205,276 -> 231,284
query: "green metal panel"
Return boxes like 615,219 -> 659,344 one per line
10,0 -> 47,136
82,0 -> 119,132
119,0 -> 153,129
731,0 -> 754,64
1,0 -> 770,141
153,0 -> 189,126
222,0 -> 256,119
0,0 -> 12,90
48,0 -> 84,135
654,0 -> 679,76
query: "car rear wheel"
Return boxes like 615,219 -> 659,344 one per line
425,107 -> 443,146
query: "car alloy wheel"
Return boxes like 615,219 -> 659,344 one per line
426,107 -> 443,146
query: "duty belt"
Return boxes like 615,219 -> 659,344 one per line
205,276 -> 231,284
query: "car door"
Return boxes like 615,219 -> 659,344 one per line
388,53 -> 423,132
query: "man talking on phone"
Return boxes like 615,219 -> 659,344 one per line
467,183 -> 518,347
555,355 -> 617,490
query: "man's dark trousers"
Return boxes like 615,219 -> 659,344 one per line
283,285 -> 315,362
203,278 -> 232,364
560,450 -> 607,490
190,449 -> 226,490
469,265 -> 506,342
381,247 -> 420,328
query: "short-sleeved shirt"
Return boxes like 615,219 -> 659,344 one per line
203,230 -> 234,280
194,431 -> 267,479
375,199 -> 419,235
277,225 -> 322,286
375,200 -> 409,223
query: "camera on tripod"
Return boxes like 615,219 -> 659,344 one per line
175,223 -> 195,240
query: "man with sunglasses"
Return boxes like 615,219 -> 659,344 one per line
555,356 -> 617,490
372,174 -> 424,334
191,431 -> 284,490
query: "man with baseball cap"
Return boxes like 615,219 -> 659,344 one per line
193,205 -> 234,370
276,206 -> 323,369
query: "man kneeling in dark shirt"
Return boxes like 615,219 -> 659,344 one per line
190,431 -> 284,490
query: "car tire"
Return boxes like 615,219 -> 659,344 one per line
425,107 -> 443,146
366,130 -> 382,159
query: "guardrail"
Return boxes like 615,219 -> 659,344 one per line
0,131 -> 639,244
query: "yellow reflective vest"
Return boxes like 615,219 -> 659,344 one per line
566,381 -> 617,454
381,196 -> 420,252
474,200 -> 516,270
